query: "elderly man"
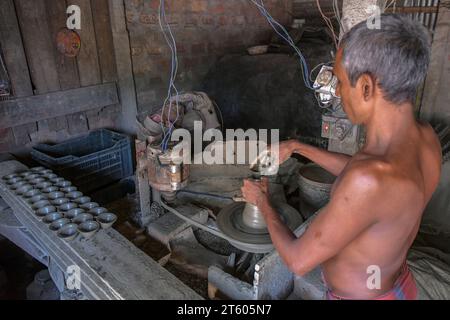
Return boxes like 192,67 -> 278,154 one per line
242,14 -> 442,300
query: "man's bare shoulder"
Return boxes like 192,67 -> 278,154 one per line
418,122 -> 442,159
333,155 -> 423,219
336,155 -> 394,192
330,157 -> 389,204
320,157 -> 393,228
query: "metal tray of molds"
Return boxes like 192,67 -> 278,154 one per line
1,167 -> 118,242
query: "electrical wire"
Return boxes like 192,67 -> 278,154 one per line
158,0 -> 318,129
158,0 -> 324,126
316,0 -> 339,49
384,0 -> 397,10
250,0 -> 314,90
332,0 -> 344,32
212,100 -> 224,132
158,0 -> 181,152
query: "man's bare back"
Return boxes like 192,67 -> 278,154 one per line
322,122 -> 442,298
241,15 -> 440,300
242,107 -> 441,299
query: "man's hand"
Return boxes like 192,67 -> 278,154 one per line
272,139 -> 352,177
241,178 -> 270,209
271,140 -> 301,165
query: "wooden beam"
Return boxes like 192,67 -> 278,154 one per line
15,0 -> 61,94
68,0 -> 101,87
0,83 -> 119,129
385,6 -> 439,14
45,0 -> 81,90
0,0 -> 33,97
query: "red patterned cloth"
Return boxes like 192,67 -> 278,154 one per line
325,263 -> 418,300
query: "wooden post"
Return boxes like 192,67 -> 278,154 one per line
135,139 -> 152,227
108,0 -> 138,136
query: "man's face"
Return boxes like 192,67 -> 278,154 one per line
333,48 -> 371,125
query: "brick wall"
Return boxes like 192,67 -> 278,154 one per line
125,0 -> 292,114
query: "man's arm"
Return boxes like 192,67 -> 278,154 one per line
279,140 -> 352,177
257,165 -> 381,276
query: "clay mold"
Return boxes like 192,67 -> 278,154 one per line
66,191 -> 83,199
89,207 -> 108,216
48,191 -> 65,200
56,180 -> 72,188
65,208 -> 85,219
16,185 -> 33,195
78,221 -> 100,240
32,200 -> 51,210
10,181 -> 27,190
61,186 -> 77,193
59,202 -> 77,212
24,189 -> 41,198
36,206 -> 57,218
74,196 -> 91,205
96,213 -> 118,229
57,224 -> 79,241
49,218 -> 71,231
73,213 -> 94,225
51,198 -> 70,206
80,202 -> 99,210
43,212 -> 64,224
29,194 -> 47,203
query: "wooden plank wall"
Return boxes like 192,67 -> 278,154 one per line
0,0 -> 33,98
421,0 -> 450,125
0,0 -> 121,153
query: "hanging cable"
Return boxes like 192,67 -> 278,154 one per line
158,0 -> 181,152
384,0 -> 397,10
316,0 -> 339,49
332,0 -> 344,32
249,0 -> 314,90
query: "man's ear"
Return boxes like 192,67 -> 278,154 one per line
356,74 -> 376,101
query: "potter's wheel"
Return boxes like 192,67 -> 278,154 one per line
217,202 -> 303,254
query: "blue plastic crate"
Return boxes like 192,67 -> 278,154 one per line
31,129 -> 133,193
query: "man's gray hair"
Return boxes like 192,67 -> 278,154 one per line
340,14 -> 431,105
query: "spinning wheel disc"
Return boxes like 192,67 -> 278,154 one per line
216,202 -> 303,253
